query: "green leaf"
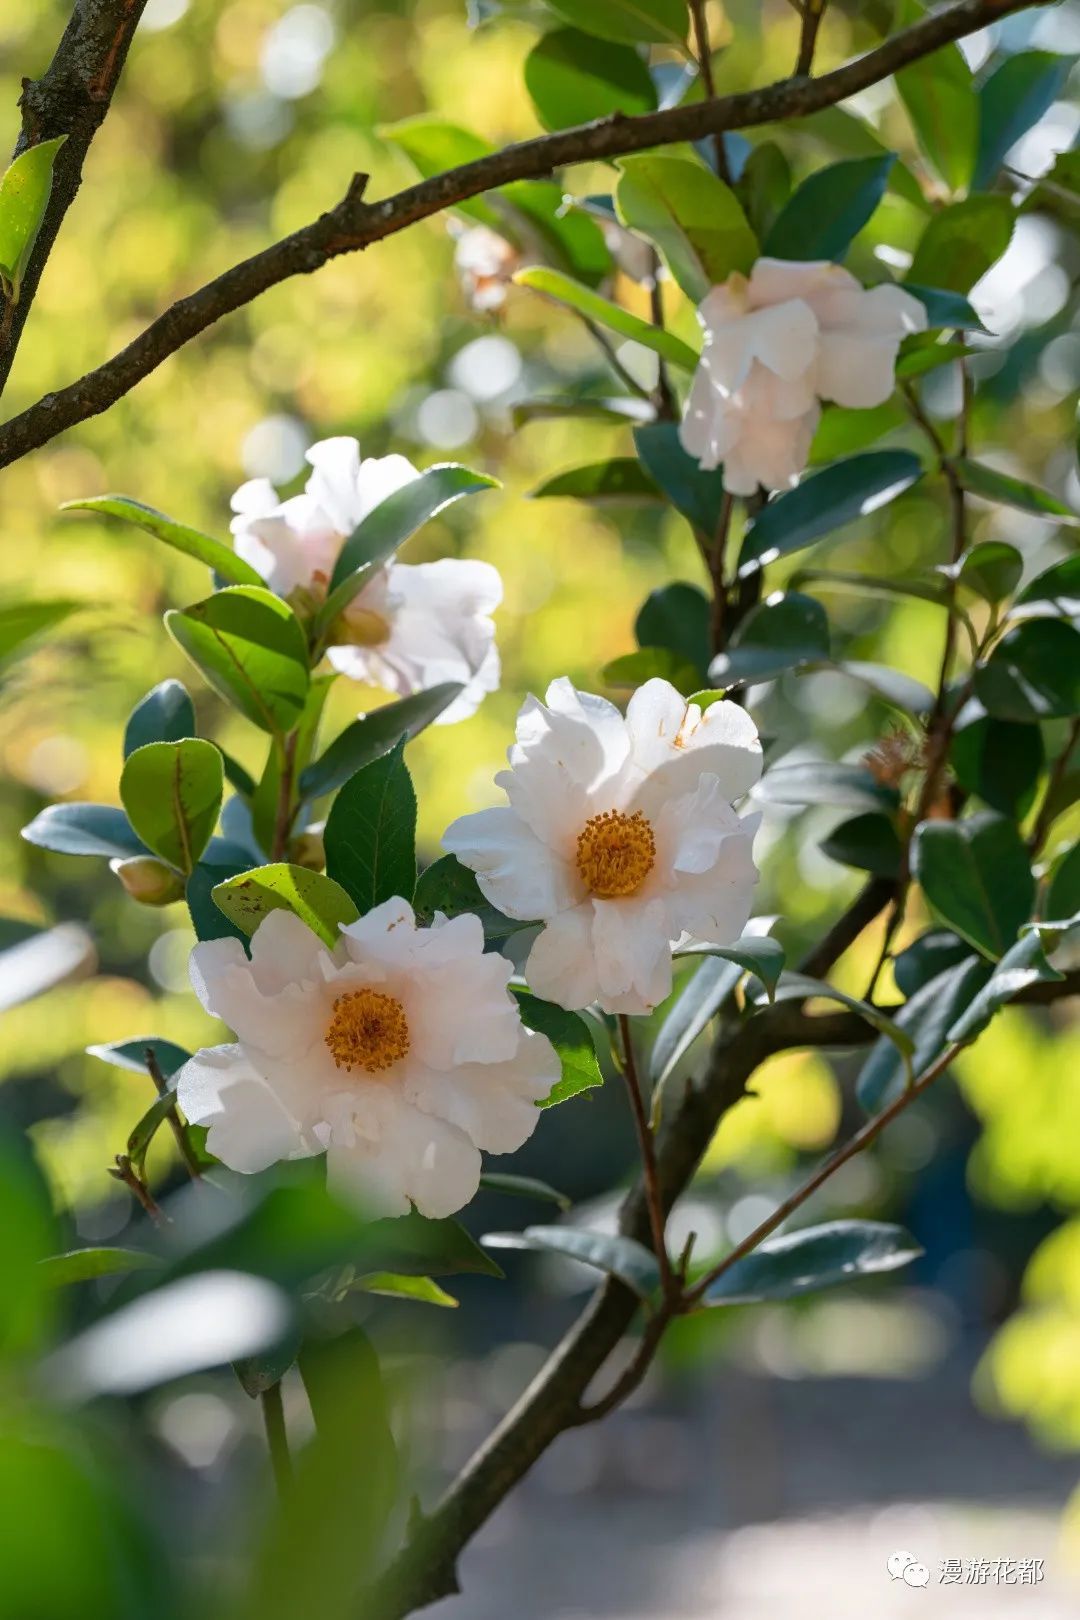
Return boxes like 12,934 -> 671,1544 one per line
601,646 -> 703,696
513,394 -> 655,427
738,451 -> 923,576
948,929 -> 1065,1043
836,661 -> 935,714
514,990 -> 604,1107
40,1247 -> 161,1287
251,673 -> 334,856
763,155 -> 894,261
0,597 -> 78,671
702,1220 -> 922,1306
380,115 -> 500,226
524,28 -> 656,131
675,935 -> 786,999
615,153 -> 757,301
0,135 -> 66,300
123,680 -> 196,757
856,955 -> 990,1111
187,843 -> 252,945
954,458 -> 1079,522
904,283 -> 984,329
633,422 -> 728,535
754,760 -> 898,813
233,1327 -> 304,1396
354,1271 -> 459,1307
893,928 -> 972,996
895,4 -> 976,194
483,1225 -> 661,1299
793,566 -> 949,609
513,266 -> 699,371
635,581 -> 710,673
907,195 -> 1015,294
21,803 -> 147,860
544,0 -> 687,45
478,1173 -> 571,1210
127,1090 -> 182,1176
498,180 -> 612,286
1013,553 -> 1080,619
120,739 -> 223,875
212,863 -> 360,948
709,592 -> 830,685
87,1038 -> 192,1082
940,539 -> 1024,601
738,141 -> 792,243
895,335 -> 974,379
61,495 -> 262,587
531,459 -> 662,503
323,740 -> 417,914
413,853 -> 524,941
652,919 -> 778,1087
1046,843 -> 1080,926
300,683 -> 463,800
166,586 -> 310,736
766,974 -> 914,1070
912,813 -> 1035,959
974,50 -> 1077,191
950,711 -> 1044,818
367,1211 -> 504,1278
820,812 -> 903,879
975,620 -> 1080,723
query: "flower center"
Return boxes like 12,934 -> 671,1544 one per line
575,809 -> 656,899
324,988 -> 410,1074
341,606 -> 392,647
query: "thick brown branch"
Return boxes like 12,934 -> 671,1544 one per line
1,0 -> 150,392
0,0 -> 1038,470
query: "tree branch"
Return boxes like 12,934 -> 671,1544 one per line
1,0 -> 150,392
0,0 -> 1038,470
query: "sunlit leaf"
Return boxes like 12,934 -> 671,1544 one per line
120,739 -> 223,875
616,152 -> 757,300
912,813 -> 1035,959
300,684 -> 463,799
524,27 -> 656,131
166,587 -> 310,736
323,740 -> 417,912
514,990 -> 604,1106
0,135 -> 66,300
212,863 -> 359,947
702,1220 -> 922,1305
513,265 -> 699,370
62,495 -> 262,586
738,451 -> 923,575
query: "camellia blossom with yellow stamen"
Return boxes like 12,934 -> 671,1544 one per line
443,678 -> 763,1015
173,901 -> 559,1219
230,436 -> 502,724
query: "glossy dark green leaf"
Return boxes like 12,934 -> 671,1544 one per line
857,955 -> 989,1111
0,597 -> 79,670
367,1211 -> 504,1278
975,620 -> 1080,723
544,0 -> 687,44
300,683 -> 463,800
120,739 -> 223,875
0,135 -> 66,299
940,539 -> 1024,602
955,458 -> 1078,522
702,1220 -> 922,1305
895,334 -> 973,379
950,711 -> 1044,817
21,803 -> 147,860
710,592 -> 830,686
514,266 -> 698,370
531,459 -> 662,503
738,141 -> 792,242
323,740 -> 417,913
166,586 -> 310,735
739,451 -> 923,575
906,195 -> 1015,293
904,283 -> 983,329
820,812 -> 903,878
895,3 -> 976,193
912,813 -> 1035,959
754,760 -> 898,813
836,661 -> 935,715
763,154 -> 894,261
602,646 -> 703,695
87,1037 -> 192,1081
767,974 -> 913,1065
212,863 -> 359,948
187,843 -> 252,945
513,990 -> 604,1106
893,929 -> 973,997
635,581 -> 710,673
40,1246 -> 161,1287
524,28 -> 656,132
633,422 -> 728,535
123,680 -> 196,757
948,928 -> 1066,1042
483,1224 -> 661,1299
974,50 -> 1077,190
650,954 -> 742,1089
412,853 -> 524,941
62,495 -> 262,587
1045,843 -> 1080,924
676,934 -> 786,999
478,1173 -> 571,1210
616,153 -> 757,300
1013,553 -> 1080,619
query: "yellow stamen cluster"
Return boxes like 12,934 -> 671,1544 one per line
324,988 -> 410,1074
575,809 -> 656,899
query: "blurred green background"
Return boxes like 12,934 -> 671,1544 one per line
3,0 -> 1080,1609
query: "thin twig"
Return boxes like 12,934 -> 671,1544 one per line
261,1382 -> 293,1497
110,1154 -> 167,1226
708,492 -> 735,654
1029,717 -> 1080,854
617,1015 -> 674,1300
582,317 -> 652,399
647,255 -> 677,421
795,0 -> 828,76
145,1047 -> 203,1182
270,731 -> 299,862
688,0 -> 732,182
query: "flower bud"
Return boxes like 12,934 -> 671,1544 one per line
110,856 -> 184,907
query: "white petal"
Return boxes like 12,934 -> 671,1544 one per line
665,813 -> 761,944
625,683 -> 763,806
592,896 -> 672,1013
352,453 -> 421,524
406,915 -> 523,1066
327,1093 -> 481,1219
749,258 -> 859,308
442,806 -> 578,919
808,282 -> 927,408
404,1028 -> 556,1153
339,897 -> 421,971
175,1044 -> 315,1173
189,925 -> 328,1057
525,905 -> 602,1011
243,492 -> 341,594
248,909 -> 334,993
303,437 -> 363,535
652,775 -> 744,877
229,478 -> 280,529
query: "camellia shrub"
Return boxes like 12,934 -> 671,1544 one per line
0,0 -> 1079,1615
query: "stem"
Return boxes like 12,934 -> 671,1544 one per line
795,0 -> 828,77
582,317 -> 652,399
616,1015 -> 674,1300
111,1155 -> 167,1226
145,1048 -> 203,1182
688,0 -> 732,182
270,731 -> 299,862
708,492 -> 735,654
648,257 -> 677,421
1029,717 -> 1080,854
685,1040 -> 964,1305
261,1382 -> 293,1496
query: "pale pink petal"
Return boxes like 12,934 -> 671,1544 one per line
591,895 -> 672,1013
442,806 -> 579,919
404,1029 -> 556,1152
327,1092 -> 481,1219
525,904 -> 602,1011
175,1044 -> 317,1173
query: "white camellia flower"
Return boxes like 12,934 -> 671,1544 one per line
230,436 -> 501,724
443,678 -> 762,1016
174,900 -> 558,1219
680,258 -> 927,495
449,222 -> 520,313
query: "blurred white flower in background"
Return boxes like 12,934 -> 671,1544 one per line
450,222 -> 520,312
444,677 -> 762,1015
230,435 -> 501,723
680,258 -> 927,494
175,902 -> 558,1219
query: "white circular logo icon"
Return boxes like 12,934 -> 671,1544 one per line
887,1551 -> 918,1581
904,1562 -> 930,1588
